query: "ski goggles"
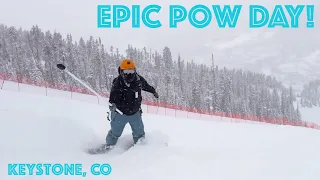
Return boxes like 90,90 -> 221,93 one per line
123,69 -> 136,74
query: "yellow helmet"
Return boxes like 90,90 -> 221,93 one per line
120,59 -> 136,70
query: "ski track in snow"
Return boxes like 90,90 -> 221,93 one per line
0,89 -> 320,180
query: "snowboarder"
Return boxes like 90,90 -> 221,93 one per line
103,59 -> 159,150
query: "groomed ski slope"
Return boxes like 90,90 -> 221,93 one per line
1,89 -> 320,180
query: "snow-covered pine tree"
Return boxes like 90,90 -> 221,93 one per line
0,23 -> 301,122
300,79 -> 320,108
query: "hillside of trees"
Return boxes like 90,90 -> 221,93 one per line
300,79 -> 320,108
0,24 -> 301,121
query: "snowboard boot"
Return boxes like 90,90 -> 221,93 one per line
134,135 -> 146,145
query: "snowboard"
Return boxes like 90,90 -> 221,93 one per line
86,142 -> 134,155
85,135 -> 139,155
85,131 -> 168,155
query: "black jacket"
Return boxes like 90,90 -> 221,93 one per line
109,73 -> 156,115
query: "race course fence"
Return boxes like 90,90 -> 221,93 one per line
1,72 -> 319,130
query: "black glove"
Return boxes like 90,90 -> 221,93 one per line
109,103 -> 116,111
153,92 -> 159,98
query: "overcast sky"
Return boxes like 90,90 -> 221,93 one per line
0,0 -> 317,68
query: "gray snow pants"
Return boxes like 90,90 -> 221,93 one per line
106,109 -> 145,146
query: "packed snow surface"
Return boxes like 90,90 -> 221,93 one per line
0,89 -> 320,180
